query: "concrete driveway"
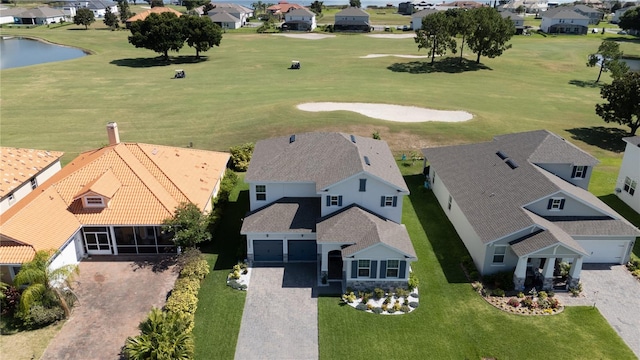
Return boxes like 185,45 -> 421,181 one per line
578,264 -> 640,358
42,257 -> 178,360
235,263 -> 318,360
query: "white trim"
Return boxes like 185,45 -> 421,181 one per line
385,259 -> 400,278
357,259 -> 371,278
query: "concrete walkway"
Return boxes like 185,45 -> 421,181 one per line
235,263 -> 318,360
568,264 -> 640,358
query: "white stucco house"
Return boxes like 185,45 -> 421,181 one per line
0,123 -> 230,284
13,7 -> 66,25
540,8 -> 589,34
241,132 -> 417,290
411,8 -> 440,30
612,5 -> 639,23
198,2 -> 253,27
0,147 -> 63,215
0,7 -> 26,24
422,130 -> 639,291
283,8 -> 316,31
208,11 -> 241,29
616,136 -> 640,214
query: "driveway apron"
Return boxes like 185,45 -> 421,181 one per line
578,264 -> 640,358
235,263 -> 318,360
41,259 -> 178,360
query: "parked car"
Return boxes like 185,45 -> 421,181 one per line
403,25 -> 410,31
618,30 -> 628,35
396,25 -> 403,30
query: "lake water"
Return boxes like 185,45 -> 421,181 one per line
0,37 -> 87,70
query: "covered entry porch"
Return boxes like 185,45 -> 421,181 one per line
512,244 -> 587,291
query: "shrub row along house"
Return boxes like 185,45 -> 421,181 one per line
241,133 -> 417,291
0,123 -> 229,284
422,130 -> 639,290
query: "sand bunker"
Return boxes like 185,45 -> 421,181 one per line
360,54 -> 431,59
367,34 -> 415,39
297,102 -> 472,122
272,33 -> 336,40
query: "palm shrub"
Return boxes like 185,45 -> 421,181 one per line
124,308 -> 194,360
13,250 -> 78,327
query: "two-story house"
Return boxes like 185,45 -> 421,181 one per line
500,11 -> 525,34
422,130 -> 639,290
334,7 -> 370,32
572,4 -> 603,24
241,132 -> 417,290
283,8 -> 316,31
540,7 -> 590,33
616,136 -> 640,214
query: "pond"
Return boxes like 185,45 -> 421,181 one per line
0,36 -> 87,70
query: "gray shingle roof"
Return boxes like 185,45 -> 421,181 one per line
623,136 -> 640,147
209,11 -> 240,22
422,130 -> 637,247
336,7 -> 369,17
572,4 -> 602,13
317,205 -> 417,258
287,8 -> 314,16
413,9 -> 440,17
246,132 -> 408,193
542,8 -> 589,20
241,197 -> 320,234
19,6 -> 65,18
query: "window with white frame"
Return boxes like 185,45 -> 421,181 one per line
358,259 -> 370,277
256,185 -> 266,201
624,177 -> 637,196
386,260 -> 399,278
493,246 -> 506,264
30,178 -> 38,190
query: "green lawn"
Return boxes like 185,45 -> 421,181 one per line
318,171 -> 637,360
1,24 -> 639,359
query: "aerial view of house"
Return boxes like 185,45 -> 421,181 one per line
0,123 -> 229,284
423,130 -> 639,290
616,136 -> 640,214
540,6 -> 592,34
241,132 -> 417,290
333,7 -> 370,32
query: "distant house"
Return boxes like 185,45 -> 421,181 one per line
0,7 -> 26,24
126,7 -> 182,28
616,136 -> 640,214
13,6 -> 66,25
241,132 -> 417,290
57,0 -> 119,19
398,1 -> 415,15
334,7 -> 370,32
422,130 -> 639,291
540,8 -> 589,34
283,8 -> 316,31
500,11 -> 525,34
612,5 -> 639,23
500,0 -> 548,14
0,147 -> 63,214
267,1 -> 304,17
0,123 -> 230,284
198,3 -> 252,27
208,11 -> 241,29
438,0 -> 486,8
411,8 -> 440,30
571,4 -> 603,24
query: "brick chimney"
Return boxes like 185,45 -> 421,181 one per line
106,122 -> 120,146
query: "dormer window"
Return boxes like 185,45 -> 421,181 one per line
572,165 -> 587,179
83,196 -> 105,208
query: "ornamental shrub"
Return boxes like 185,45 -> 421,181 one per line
492,288 -> 505,297
507,297 -> 520,308
395,287 -> 408,298
400,305 -> 411,313
393,302 -> 402,312
342,292 -> 356,303
173,277 -> 201,294
408,272 -> 419,291
522,297 -> 533,308
180,258 -> 210,280
1,285 -> 21,317
165,290 -> 198,332
538,291 -> 548,300
374,287 -> 385,299
229,142 -> 254,171
549,297 -> 560,309
26,305 -> 64,328
517,292 -> 525,298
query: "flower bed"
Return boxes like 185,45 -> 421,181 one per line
341,287 -> 420,315
473,283 -> 564,316
226,262 -> 250,291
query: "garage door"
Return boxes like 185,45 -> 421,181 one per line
578,240 -> 630,264
288,240 -> 317,262
253,240 -> 283,262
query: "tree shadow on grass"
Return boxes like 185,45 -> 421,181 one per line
565,126 -> 629,153
387,57 -> 492,74
110,55 -> 209,68
200,189 -> 249,271
405,174 -> 469,284
568,79 -> 602,88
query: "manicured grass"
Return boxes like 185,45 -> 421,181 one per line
192,174 -> 248,360
0,321 -> 65,360
318,172 -> 637,359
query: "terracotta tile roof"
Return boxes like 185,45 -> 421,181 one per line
0,142 -> 229,264
267,2 -> 304,13
0,147 -> 63,197
126,7 -> 182,22
0,244 -> 35,264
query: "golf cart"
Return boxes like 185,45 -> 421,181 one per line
289,60 -> 300,70
174,69 -> 186,78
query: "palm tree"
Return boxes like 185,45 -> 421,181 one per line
13,250 -> 78,318
124,308 -> 194,360
252,1 -> 264,16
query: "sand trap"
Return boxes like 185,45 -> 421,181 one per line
367,34 -> 415,39
360,54 -> 431,59
297,102 -> 472,122
272,33 -> 336,40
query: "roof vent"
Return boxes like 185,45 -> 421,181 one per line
289,135 -> 296,144
505,159 -> 519,169
496,150 -> 508,160
364,156 -> 370,166
350,135 -> 356,143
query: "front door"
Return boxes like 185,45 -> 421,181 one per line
84,227 -> 112,255
328,250 -> 343,280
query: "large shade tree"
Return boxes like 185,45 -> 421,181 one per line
587,40 -> 628,82
444,8 -> 474,62
182,16 -> 223,59
117,0 -> 133,24
13,250 -> 78,319
74,8 -> 95,29
128,12 -> 186,60
415,12 -> 457,65
618,7 -> 640,33
162,202 -> 211,249
595,72 -> 640,136
103,6 -> 119,29
466,7 -> 515,64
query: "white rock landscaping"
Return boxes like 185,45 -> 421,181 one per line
342,288 -> 420,315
